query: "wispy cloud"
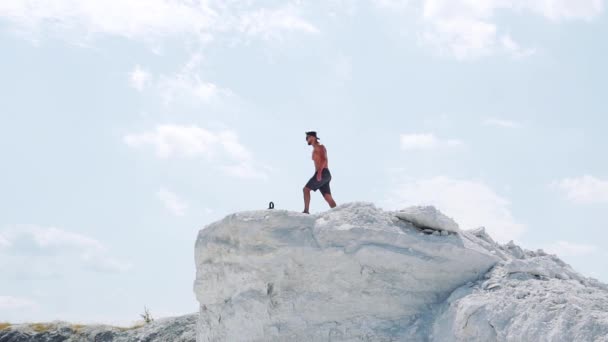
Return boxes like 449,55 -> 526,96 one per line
129,65 -> 151,92
0,0 -> 216,41
501,35 -> 536,59
373,0 -> 602,60
157,188 -> 188,217
157,73 -> 225,105
236,6 -> 320,41
483,118 -> 522,128
372,0 -> 411,11
124,125 -> 240,159
529,0 -> 605,21
384,176 -> 525,242
552,175 -> 608,204
0,1 -> 319,45
129,54 -> 230,105
400,133 -> 464,150
0,225 -> 132,275
124,124 -> 269,180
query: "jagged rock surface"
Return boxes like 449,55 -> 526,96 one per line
430,229 -> 608,342
194,203 -> 608,341
193,203 -> 498,341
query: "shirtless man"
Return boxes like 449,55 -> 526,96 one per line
303,131 -> 337,214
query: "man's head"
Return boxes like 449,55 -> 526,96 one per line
305,131 -> 319,145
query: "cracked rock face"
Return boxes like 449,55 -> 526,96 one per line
193,203 -> 498,341
430,247 -> 608,342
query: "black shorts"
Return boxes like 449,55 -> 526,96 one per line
305,168 -> 332,195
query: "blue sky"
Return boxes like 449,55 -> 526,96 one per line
1,0 -> 607,325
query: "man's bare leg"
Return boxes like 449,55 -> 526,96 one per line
323,193 -> 337,208
303,187 -> 312,213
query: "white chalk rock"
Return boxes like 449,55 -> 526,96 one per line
395,206 -> 460,233
430,254 -> 608,342
193,202 -> 608,342
193,203 -> 496,341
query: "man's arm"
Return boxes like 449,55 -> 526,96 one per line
315,146 -> 327,180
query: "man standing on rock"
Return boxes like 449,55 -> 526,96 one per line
303,131 -> 337,214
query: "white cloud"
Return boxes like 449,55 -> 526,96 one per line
217,130 -> 255,161
483,118 -> 522,128
543,240 -> 598,257
237,6 -> 320,41
384,176 -> 526,242
0,0 -> 216,40
0,225 -> 132,275
372,0 -> 411,11
374,0 -> 603,60
552,175 -> 608,204
527,0 -> 604,21
130,53 -> 230,105
124,124 -> 225,159
9,225 -> 104,252
0,296 -> 38,311
1,0 -> 600,61
157,188 -> 189,216
0,1 -> 319,45
129,65 -> 151,92
158,74 -> 224,105
500,35 -> 536,59
400,133 -> 464,150
124,124 -> 268,179
421,16 -> 498,60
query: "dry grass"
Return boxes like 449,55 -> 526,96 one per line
70,324 -> 86,333
8,320 -> 148,335
0,321 -> 149,335
30,323 -> 53,333
116,322 -> 145,331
